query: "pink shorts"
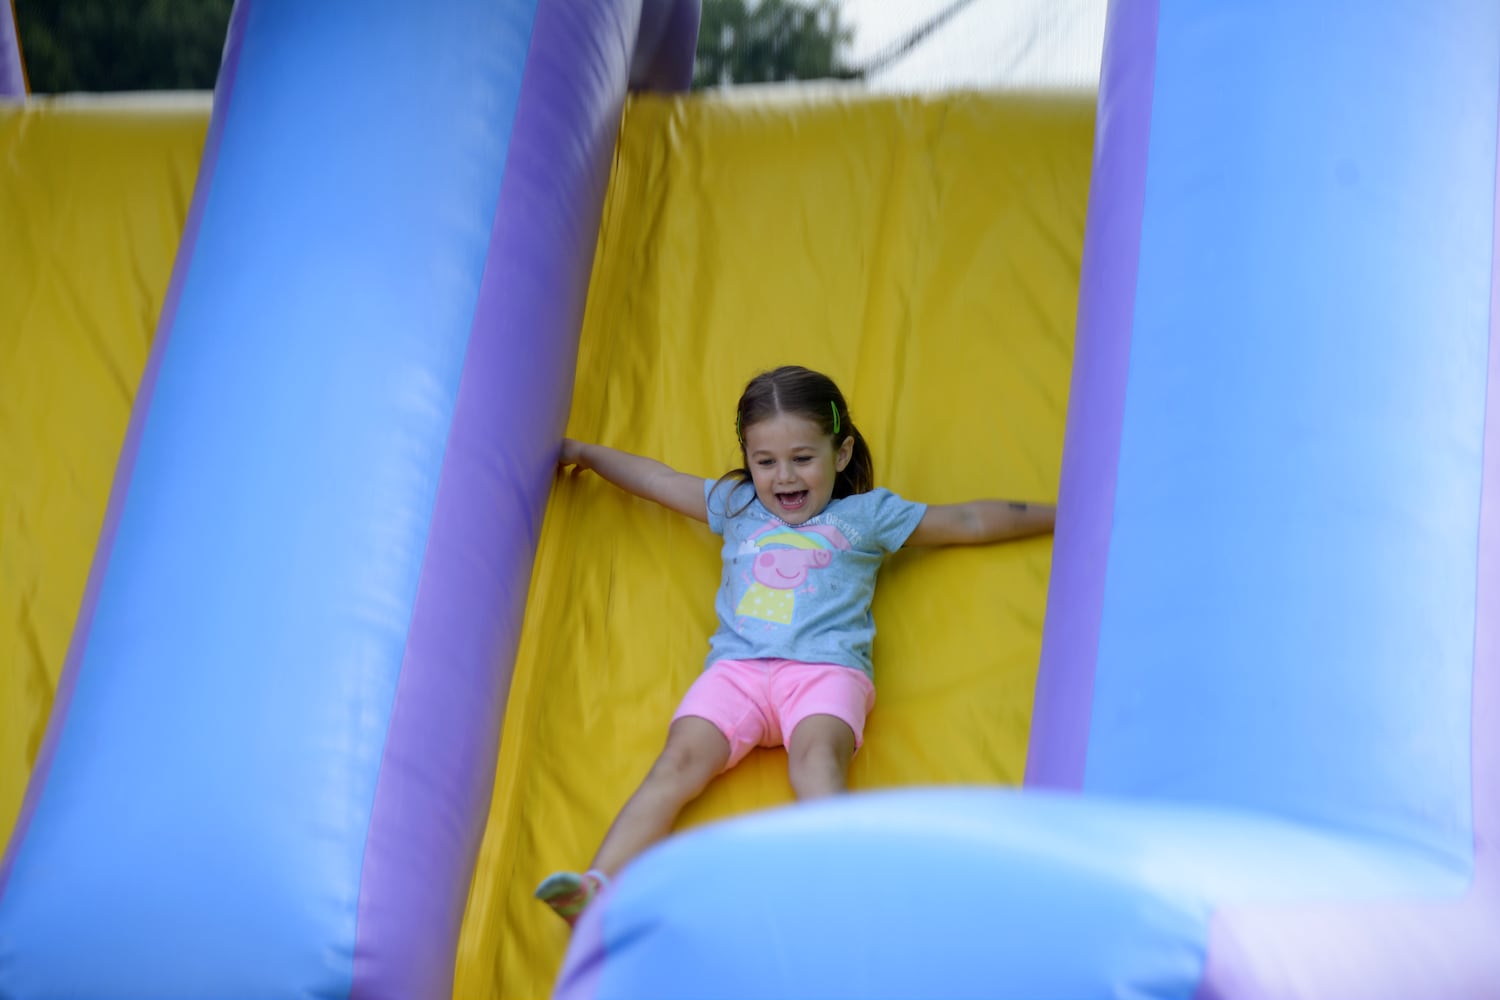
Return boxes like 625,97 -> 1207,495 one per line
672,658 -> 877,769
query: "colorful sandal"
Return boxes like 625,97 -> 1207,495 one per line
534,869 -> 610,927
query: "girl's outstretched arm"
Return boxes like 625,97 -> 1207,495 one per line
905,499 -> 1056,547
559,438 -> 709,523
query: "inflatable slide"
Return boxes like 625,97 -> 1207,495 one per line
2,0 -> 1077,995
3,0 -> 1498,997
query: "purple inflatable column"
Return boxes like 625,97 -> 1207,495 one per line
1,1 -> 26,97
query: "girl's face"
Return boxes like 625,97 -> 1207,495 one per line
742,412 -> 853,525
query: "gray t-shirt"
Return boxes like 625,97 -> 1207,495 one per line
703,478 -> 927,678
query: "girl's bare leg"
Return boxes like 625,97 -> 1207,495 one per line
589,716 -> 730,876
786,713 -> 856,800
537,717 -> 729,925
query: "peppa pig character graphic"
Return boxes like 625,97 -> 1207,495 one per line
734,524 -> 850,625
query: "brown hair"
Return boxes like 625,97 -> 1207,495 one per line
714,366 -> 875,512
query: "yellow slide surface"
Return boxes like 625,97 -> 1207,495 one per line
0,89 -> 1091,997
0,96 -> 208,846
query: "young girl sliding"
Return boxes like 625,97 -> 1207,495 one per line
536,365 -> 1055,926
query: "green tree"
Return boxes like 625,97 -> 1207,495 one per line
16,0 -> 233,94
693,0 -> 852,89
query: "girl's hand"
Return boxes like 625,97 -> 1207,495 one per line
559,437 -> 588,471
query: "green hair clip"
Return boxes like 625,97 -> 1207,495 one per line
831,400 -> 840,434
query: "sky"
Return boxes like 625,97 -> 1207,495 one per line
837,0 -> 1107,92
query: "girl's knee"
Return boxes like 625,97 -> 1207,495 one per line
649,717 -> 730,791
788,714 -> 855,765
788,740 -> 849,779
787,715 -> 855,797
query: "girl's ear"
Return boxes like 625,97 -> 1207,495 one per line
835,435 -> 854,472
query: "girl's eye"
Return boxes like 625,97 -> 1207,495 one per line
756,459 -> 775,468
794,456 -> 813,464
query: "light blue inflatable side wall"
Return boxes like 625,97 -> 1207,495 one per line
0,1 -> 698,997
552,1 -> 1500,997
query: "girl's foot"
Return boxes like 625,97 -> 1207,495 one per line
534,869 -> 609,927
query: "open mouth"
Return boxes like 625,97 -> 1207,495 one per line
775,490 -> 809,511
